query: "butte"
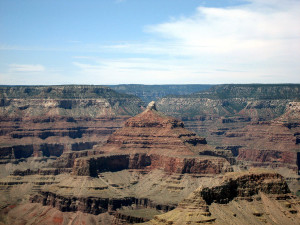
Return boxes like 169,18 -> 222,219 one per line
25,101 -> 232,223
72,101 -> 231,176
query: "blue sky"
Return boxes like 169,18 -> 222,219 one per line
0,0 -> 299,85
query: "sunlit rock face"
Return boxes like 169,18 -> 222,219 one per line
145,170 -> 299,225
72,101 -> 231,176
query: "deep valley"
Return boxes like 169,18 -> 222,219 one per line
0,84 -> 299,225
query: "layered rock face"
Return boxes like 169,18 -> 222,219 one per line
108,84 -> 213,103
0,84 -> 299,225
0,85 -> 143,173
146,170 -> 299,225
221,102 -> 300,174
72,101 -> 231,176
1,102 -> 230,224
156,85 -> 300,177
0,203 -> 114,225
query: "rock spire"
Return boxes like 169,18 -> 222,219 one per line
146,101 -> 157,111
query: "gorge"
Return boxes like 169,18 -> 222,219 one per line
0,84 -> 299,224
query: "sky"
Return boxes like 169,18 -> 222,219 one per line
0,0 -> 300,85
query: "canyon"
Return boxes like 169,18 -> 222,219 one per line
0,84 -> 299,224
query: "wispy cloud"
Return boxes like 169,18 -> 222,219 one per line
1,0 -> 299,85
71,0 -> 300,84
9,64 -> 45,72
72,57 -> 201,84
146,0 -> 300,58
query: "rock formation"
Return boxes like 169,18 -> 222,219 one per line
222,102 -> 300,175
145,169 -> 300,225
0,85 -> 143,176
72,101 -> 231,176
0,84 -> 299,225
0,102 -> 232,224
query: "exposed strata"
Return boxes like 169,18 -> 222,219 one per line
72,153 -> 229,177
145,170 -> 300,225
0,84 -> 299,225
155,85 -> 300,174
72,101 -> 231,177
24,170 -> 212,217
156,92 -> 300,184
0,85 -> 144,176
221,102 -> 300,174
5,102 -> 231,224
0,203 -> 114,225
108,84 -> 213,103
0,116 -> 126,159
113,208 -> 162,224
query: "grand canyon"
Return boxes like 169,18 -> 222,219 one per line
0,84 -> 299,224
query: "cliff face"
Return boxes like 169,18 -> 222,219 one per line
0,85 -> 144,117
0,84 -> 299,225
72,102 -> 231,177
0,103 -> 231,224
0,86 -> 143,169
146,170 -> 299,225
0,116 -> 126,160
220,102 -> 300,173
157,84 -> 300,119
155,85 -> 300,176
108,84 -> 213,103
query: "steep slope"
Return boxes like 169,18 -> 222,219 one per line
222,102 -> 300,174
72,102 -> 231,176
0,85 -> 144,176
156,85 -> 300,172
145,169 -> 300,225
0,102 -> 232,225
157,84 -> 300,122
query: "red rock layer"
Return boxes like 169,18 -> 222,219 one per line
99,105 -> 207,156
73,102 -> 231,176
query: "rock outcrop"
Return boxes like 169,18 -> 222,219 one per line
155,84 -> 300,176
145,170 -> 300,225
1,84 -> 299,225
0,85 -> 144,176
72,101 -> 231,176
221,102 -> 300,174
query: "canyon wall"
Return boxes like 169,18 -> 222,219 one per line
146,170 -> 299,225
155,84 -> 300,174
0,85 -> 143,166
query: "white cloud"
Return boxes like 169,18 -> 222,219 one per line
9,64 -> 45,72
2,0 -> 299,84
146,0 -> 300,58
142,0 -> 299,83
72,58 -> 196,84
71,0 -> 300,84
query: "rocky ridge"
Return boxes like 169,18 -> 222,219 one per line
0,84 -> 300,224
0,85 -> 144,176
0,102 -> 231,224
145,169 -> 300,225
156,84 -> 300,182
72,101 -> 231,176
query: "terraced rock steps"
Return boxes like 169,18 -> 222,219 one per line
72,102 -> 231,177
145,169 -> 300,225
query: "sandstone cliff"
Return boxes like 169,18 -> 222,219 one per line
72,101 -> 231,177
145,170 -> 300,225
0,85 -> 144,175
